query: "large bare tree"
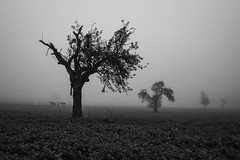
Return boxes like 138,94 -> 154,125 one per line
39,21 -> 146,117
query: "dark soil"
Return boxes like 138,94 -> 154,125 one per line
0,107 -> 240,160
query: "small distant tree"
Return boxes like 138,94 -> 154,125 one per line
200,91 -> 210,109
138,81 -> 175,113
39,20 -> 146,118
221,98 -> 226,109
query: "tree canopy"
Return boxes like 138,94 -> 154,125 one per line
40,21 -> 145,94
40,20 -> 146,117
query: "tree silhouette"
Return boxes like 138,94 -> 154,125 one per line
221,98 -> 226,109
138,81 -> 175,113
39,21 -> 146,117
200,91 -> 210,109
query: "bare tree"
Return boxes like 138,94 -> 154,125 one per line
200,91 -> 211,109
138,81 -> 175,113
39,21 -> 146,117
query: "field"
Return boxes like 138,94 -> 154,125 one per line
0,104 -> 240,160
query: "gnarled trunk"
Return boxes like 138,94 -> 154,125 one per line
70,72 -> 90,118
72,86 -> 83,118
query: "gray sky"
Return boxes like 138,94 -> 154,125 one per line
0,0 -> 240,108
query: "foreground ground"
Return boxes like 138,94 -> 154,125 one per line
0,105 -> 240,160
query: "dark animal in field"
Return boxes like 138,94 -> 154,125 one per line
49,102 -> 56,105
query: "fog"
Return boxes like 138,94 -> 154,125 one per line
0,0 -> 240,108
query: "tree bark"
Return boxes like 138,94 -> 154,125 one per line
153,97 -> 159,113
153,105 -> 158,113
153,100 -> 158,113
72,86 -> 83,118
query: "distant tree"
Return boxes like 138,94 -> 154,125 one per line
200,91 -> 211,108
40,20 -> 146,118
221,98 -> 226,109
138,81 -> 175,113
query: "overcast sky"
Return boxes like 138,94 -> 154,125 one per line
1,0 -> 240,108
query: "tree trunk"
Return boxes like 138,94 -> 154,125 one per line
153,98 -> 159,113
72,87 -> 83,118
153,103 -> 158,113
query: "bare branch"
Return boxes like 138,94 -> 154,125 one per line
39,40 -> 66,64
39,40 -> 50,47
71,26 -> 83,72
39,40 -> 73,74
73,26 -> 83,54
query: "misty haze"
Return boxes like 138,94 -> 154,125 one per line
1,0 -> 240,159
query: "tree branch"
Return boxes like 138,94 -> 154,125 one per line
39,40 -> 73,74
68,53 -> 77,67
81,68 -> 97,82
92,56 -> 110,69
72,26 -> 83,72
